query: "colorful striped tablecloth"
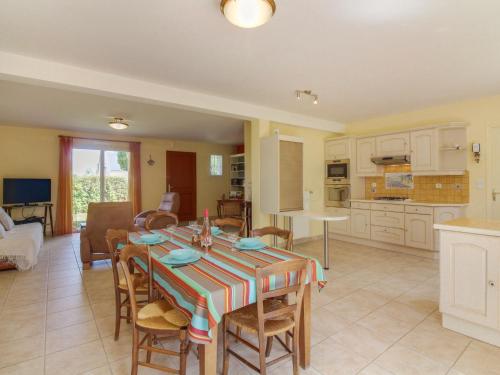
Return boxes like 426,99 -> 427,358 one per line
129,226 -> 326,343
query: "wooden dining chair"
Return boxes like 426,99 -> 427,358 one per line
119,244 -> 191,375
251,226 -> 293,251
212,217 -> 246,237
144,212 -> 179,230
105,229 -> 149,341
222,259 -> 309,375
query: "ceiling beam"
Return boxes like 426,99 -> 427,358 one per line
0,51 -> 345,133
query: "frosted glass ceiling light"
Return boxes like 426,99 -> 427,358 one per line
221,0 -> 276,29
108,117 -> 129,130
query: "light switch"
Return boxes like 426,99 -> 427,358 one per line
435,183 -> 442,189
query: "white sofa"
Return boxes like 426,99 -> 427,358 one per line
0,222 -> 43,271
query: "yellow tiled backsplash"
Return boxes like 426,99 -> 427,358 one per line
364,165 -> 469,203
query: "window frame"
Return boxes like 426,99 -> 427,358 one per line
209,154 -> 224,176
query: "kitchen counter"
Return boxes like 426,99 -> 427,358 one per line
351,199 -> 468,207
434,218 -> 500,237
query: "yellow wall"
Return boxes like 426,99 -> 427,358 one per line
0,124 -> 234,221
347,94 -> 500,219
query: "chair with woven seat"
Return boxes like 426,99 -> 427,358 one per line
222,259 -> 309,375
119,243 -> 191,375
251,226 -> 293,251
212,217 -> 246,237
105,229 -> 149,341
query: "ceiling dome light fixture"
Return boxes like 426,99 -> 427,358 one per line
108,117 -> 129,130
221,0 -> 276,29
296,90 -> 319,105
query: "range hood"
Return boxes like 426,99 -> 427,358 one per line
371,155 -> 411,165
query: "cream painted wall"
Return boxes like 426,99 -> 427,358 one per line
0,124 -> 234,222
347,94 -> 500,219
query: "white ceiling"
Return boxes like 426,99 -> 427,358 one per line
0,80 -> 244,144
1,1 -> 500,122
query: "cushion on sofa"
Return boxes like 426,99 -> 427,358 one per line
0,224 -> 5,239
0,208 -> 15,231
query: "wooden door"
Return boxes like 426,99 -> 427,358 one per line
410,129 -> 438,171
440,231 -> 499,328
166,151 -> 196,221
356,137 -> 378,175
405,213 -> 433,250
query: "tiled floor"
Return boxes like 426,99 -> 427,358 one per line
1,235 -> 499,374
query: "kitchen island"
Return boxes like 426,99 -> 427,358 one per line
435,218 -> 500,346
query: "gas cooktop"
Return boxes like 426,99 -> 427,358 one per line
373,196 -> 407,201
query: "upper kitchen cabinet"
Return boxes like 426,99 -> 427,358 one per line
325,138 -> 351,160
356,137 -> 380,176
410,128 -> 439,172
260,131 -> 304,214
376,132 -> 410,157
438,126 -> 467,173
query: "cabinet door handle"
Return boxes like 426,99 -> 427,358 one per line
489,280 -> 496,287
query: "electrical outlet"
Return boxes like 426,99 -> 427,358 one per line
435,183 -> 442,189
371,182 -> 377,193
454,183 -> 463,190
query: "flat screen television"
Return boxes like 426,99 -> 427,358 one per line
3,178 -> 52,205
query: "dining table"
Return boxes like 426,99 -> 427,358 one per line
129,226 -> 327,375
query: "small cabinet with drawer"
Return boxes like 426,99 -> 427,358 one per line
371,226 -> 405,245
350,209 -> 371,239
325,139 -> 351,160
371,210 -> 405,229
405,211 -> 434,250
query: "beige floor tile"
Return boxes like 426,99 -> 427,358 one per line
0,335 -> 45,369
453,340 -> 500,375
311,337 -> 371,375
46,320 -> 100,354
92,299 -> 117,319
81,366 -> 113,375
323,289 -> 390,323
358,364 -> 395,375
45,340 -> 108,375
47,283 -> 86,301
96,315 -> 132,338
46,305 -> 94,331
0,357 -> 44,375
311,307 -> 351,337
375,344 -> 448,375
0,315 -> 45,343
331,323 -> 393,361
375,301 -> 429,325
399,321 -> 471,367
101,332 -> 134,362
46,293 -> 89,314
47,275 -> 83,290
0,301 -> 46,319
357,308 -> 417,343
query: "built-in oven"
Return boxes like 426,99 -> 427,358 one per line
325,159 -> 350,185
325,184 -> 351,208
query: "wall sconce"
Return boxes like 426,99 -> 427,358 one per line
472,143 -> 480,163
147,154 -> 155,166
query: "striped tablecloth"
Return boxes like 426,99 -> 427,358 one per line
129,226 -> 326,343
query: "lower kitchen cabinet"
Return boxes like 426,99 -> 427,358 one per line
328,207 -> 351,235
350,209 -> 370,239
405,213 -> 433,250
371,225 -> 405,245
440,231 -> 500,330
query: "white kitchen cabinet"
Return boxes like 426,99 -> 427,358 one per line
325,139 -> 350,160
405,213 -> 433,250
328,207 -> 351,235
350,209 -> 371,239
356,137 -> 378,176
371,210 -> 405,229
371,225 -> 405,245
433,206 -> 465,252
376,132 -> 410,157
440,231 -> 500,329
410,129 -> 438,172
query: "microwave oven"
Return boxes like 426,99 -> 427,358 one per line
325,159 -> 350,185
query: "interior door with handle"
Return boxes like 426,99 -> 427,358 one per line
166,151 -> 197,221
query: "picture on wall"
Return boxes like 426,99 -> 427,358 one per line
385,173 -> 414,189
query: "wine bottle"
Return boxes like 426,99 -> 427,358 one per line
200,208 -> 212,251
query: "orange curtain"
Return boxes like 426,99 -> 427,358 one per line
129,142 -> 142,215
55,136 -> 73,235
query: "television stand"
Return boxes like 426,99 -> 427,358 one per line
2,203 -> 54,237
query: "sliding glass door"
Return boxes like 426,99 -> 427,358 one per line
72,148 -> 129,228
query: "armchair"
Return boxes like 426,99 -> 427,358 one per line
80,202 -> 136,270
134,192 -> 180,229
